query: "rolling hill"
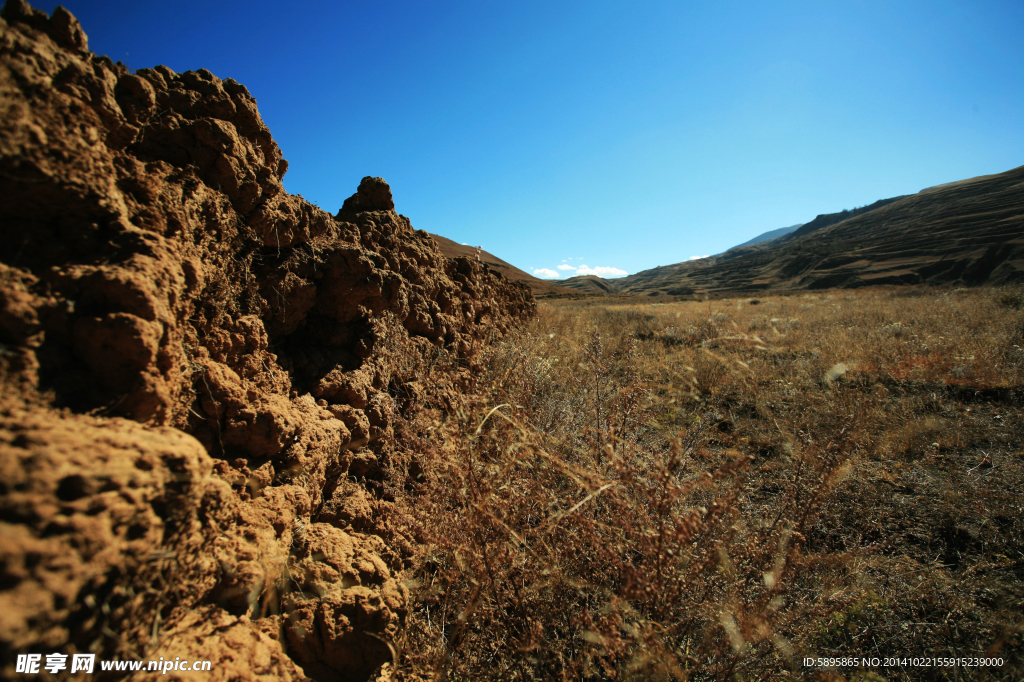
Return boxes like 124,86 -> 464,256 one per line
559,274 -> 622,294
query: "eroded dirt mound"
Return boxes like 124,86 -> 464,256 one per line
0,2 -> 533,679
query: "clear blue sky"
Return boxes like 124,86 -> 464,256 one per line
41,1 -> 1024,279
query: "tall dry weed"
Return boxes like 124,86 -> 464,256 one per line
385,305 -> 873,680
377,287 -> 1023,680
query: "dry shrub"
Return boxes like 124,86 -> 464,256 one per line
388,319 -> 855,680
880,416 -> 947,460
692,349 -> 729,398
994,289 -> 1024,310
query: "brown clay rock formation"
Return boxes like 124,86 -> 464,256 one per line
0,3 -> 533,680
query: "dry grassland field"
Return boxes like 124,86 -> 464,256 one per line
387,287 -> 1024,681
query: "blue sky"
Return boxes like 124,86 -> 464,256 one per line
43,1 -> 1024,279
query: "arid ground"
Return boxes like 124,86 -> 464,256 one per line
1,3 -> 1021,681
387,287 -> 1023,681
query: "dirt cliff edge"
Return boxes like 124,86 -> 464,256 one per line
0,3 -> 533,680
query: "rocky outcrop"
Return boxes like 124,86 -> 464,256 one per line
0,3 -> 533,680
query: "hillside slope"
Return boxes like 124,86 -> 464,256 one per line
0,4 -> 532,680
428,233 -> 578,297
561,164 -> 1024,296
781,195 -> 907,242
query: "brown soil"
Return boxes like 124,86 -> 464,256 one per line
0,3 -> 532,680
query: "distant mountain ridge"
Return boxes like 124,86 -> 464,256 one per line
729,223 -> 803,250
558,164 -> 1024,296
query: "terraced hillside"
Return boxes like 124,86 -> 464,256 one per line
562,164 -> 1024,297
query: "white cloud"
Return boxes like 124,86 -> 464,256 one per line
557,264 -> 576,271
576,264 -> 628,277
688,255 -> 710,260
533,268 -> 560,278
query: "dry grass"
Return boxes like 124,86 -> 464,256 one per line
384,286 -> 1024,681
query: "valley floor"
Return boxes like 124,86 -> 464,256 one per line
389,286 -> 1024,681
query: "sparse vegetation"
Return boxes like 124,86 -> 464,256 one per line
384,286 -> 1024,681
995,289 -> 1024,311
